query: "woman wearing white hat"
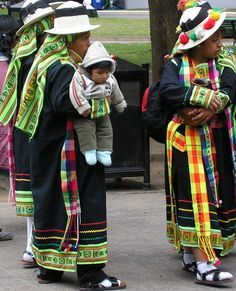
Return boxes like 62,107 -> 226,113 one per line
15,1 -> 126,289
159,0 -> 236,287
0,0 -> 56,267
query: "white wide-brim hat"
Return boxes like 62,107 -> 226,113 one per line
81,41 -> 116,73
177,6 -> 226,50
45,1 -> 100,35
16,0 -> 55,36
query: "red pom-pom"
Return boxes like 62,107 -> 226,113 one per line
179,33 -> 189,45
204,18 -> 216,30
111,54 -> 116,60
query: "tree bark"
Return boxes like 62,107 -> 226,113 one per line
148,0 -> 181,81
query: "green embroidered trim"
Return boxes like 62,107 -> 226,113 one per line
32,245 -> 77,272
90,98 -> 110,119
190,86 -> 213,108
15,190 -> 34,216
215,91 -> 230,112
167,222 -> 223,249
77,242 -> 108,264
16,205 -> 34,216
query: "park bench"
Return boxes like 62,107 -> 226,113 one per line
222,11 -> 236,45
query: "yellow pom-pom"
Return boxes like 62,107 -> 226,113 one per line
210,11 -> 221,21
176,25 -> 182,33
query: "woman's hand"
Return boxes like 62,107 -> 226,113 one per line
178,107 -> 215,126
208,90 -> 221,113
187,108 -> 215,125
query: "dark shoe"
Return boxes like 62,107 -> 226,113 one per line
79,276 -> 126,290
37,266 -> 64,284
22,250 -> 38,268
0,229 -> 13,241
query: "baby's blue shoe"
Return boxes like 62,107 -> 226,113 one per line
96,151 -> 112,166
83,150 -> 97,165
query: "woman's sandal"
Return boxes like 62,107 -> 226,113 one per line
182,257 -> 197,274
37,267 -> 64,284
79,276 -> 126,290
195,269 -> 234,286
21,250 -> 38,268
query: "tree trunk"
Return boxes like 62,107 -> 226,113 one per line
148,0 -> 181,81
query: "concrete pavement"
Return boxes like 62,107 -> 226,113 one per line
0,140 -> 236,290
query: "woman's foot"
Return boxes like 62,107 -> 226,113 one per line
22,250 -> 38,268
182,252 -> 197,274
0,229 -> 13,241
37,266 -> 64,284
196,262 -> 233,286
79,276 -> 126,290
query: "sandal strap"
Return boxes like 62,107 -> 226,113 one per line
182,258 -> 197,273
104,276 -> 120,287
200,269 -> 221,281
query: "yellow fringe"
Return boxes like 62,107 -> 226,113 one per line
199,236 -> 217,263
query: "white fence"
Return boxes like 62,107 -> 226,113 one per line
124,0 -> 235,10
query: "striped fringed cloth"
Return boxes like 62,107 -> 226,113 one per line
185,126 -> 217,263
60,118 -> 80,251
166,119 -> 218,263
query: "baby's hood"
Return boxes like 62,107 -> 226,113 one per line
81,41 -> 116,74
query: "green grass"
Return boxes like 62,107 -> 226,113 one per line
90,18 -> 151,65
104,43 -> 151,66
90,18 -> 150,37
0,8 -> 8,15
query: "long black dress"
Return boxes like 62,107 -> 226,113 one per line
30,60 -> 108,272
159,55 -> 236,262
14,54 -> 35,217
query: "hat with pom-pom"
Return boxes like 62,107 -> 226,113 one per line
177,4 -> 226,50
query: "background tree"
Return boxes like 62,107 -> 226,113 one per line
148,0 -> 181,81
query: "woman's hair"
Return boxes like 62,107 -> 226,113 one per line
0,15 -> 21,60
86,61 -> 113,74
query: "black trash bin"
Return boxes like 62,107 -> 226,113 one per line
106,57 -> 150,189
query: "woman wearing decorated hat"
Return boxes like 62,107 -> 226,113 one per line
15,1 -> 126,289
0,0 -> 56,267
159,0 -> 236,287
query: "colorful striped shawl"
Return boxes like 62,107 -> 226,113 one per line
15,35 -> 71,138
0,15 -> 54,125
60,118 -> 80,250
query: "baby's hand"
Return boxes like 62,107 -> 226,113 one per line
82,109 -> 91,117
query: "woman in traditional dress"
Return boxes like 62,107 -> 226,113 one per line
0,15 -> 20,241
160,1 -> 236,286
15,1 -> 126,289
0,0 -> 56,267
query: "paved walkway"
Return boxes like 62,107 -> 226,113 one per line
0,140 -> 236,290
